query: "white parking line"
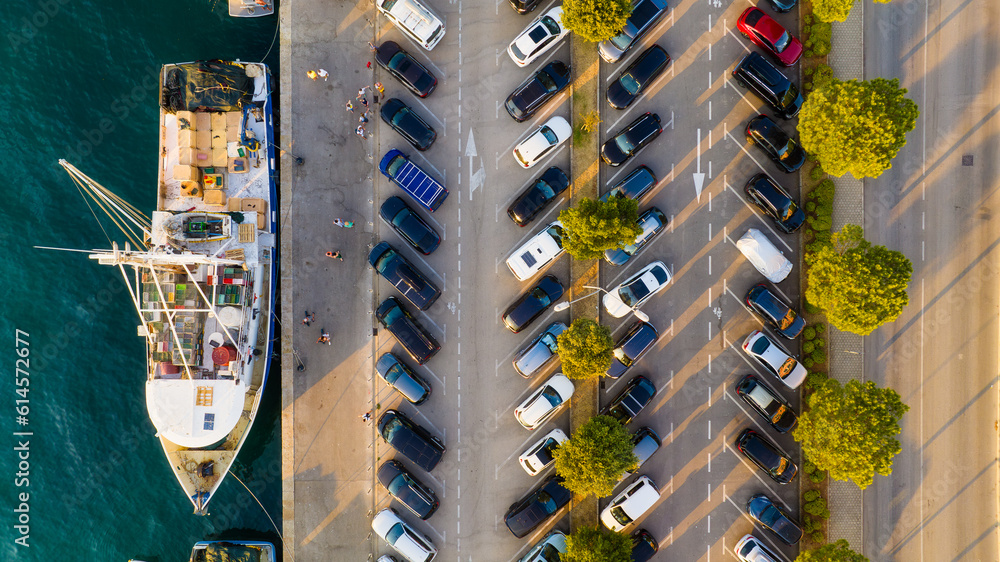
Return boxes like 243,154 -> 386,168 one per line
723,178 -> 794,254
722,494 -> 793,562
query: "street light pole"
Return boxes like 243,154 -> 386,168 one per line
553,286 -> 649,322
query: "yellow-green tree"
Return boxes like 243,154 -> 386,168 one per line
557,319 -> 614,380
561,0 -> 633,42
794,379 -> 909,489
806,225 -> 912,335
798,78 -> 918,178
559,197 -> 642,260
796,540 -> 869,562
563,526 -> 633,562
554,416 -> 637,498
813,0 -> 892,23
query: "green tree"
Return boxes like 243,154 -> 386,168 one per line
806,224 -> 912,335
563,525 -> 633,562
561,0 -> 633,43
559,197 -> 642,260
557,319 -> 614,380
796,539 -> 869,562
812,0 -> 892,23
794,379 -> 909,489
554,415 -> 637,498
798,77 -> 918,178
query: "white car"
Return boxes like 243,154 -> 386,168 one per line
600,475 -> 660,532
518,428 -> 568,475
742,330 -> 807,389
513,116 -> 572,169
372,508 -> 438,562
602,260 -> 671,318
375,0 -> 446,51
734,534 -> 780,562
737,228 -> 792,283
506,221 -> 566,281
515,373 -> 575,430
507,6 -> 570,67
520,530 -> 568,562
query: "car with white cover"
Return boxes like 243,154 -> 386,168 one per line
602,261 -> 671,318
372,508 -> 439,562
512,116 -> 572,169
600,475 -> 660,532
736,228 -> 792,283
507,6 -> 570,67
506,221 -> 565,281
515,373 -> 575,430
375,0 -> 446,51
518,428 -> 568,476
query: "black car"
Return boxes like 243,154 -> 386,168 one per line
607,45 -> 671,110
746,494 -> 803,545
600,165 -> 657,203
745,283 -> 805,339
746,115 -> 806,173
598,0 -> 670,63
376,352 -> 432,405
502,275 -> 565,333
375,41 -> 438,98
504,474 -> 572,538
369,242 -> 441,311
735,428 -> 797,484
735,374 -> 798,433
601,375 -> 656,425
381,98 -> 437,151
379,196 -> 441,255
378,409 -> 446,471
508,0 -> 541,14
601,113 -> 662,167
606,321 -> 658,379
744,174 -> 805,233
732,52 -> 803,119
377,459 -> 441,520
630,528 -> 659,562
507,167 -> 570,227
376,297 -> 441,365
505,61 -> 571,122
604,207 -> 667,266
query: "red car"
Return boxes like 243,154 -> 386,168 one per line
737,7 -> 802,66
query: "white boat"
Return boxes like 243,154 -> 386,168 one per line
189,540 -> 276,562
228,0 -> 274,17
60,60 -> 277,515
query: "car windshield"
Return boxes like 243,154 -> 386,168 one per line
382,305 -> 403,325
760,505 -> 782,526
618,278 -> 651,307
613,346 -> 633,367
620,73 -> 641,95
614,132 -> 636,153
781,83 -> 800,108
381,416 -> 403,439
541,333 -> 559,352
539,545 -> 560,559
383,364 -> 404,385
535,180 -> 556,199
610,505 -> 634,526
770,457 -> 789,477
610,30 -> 633,50
537,71 -> 558,92
540,16 -> 560,34
751,336 -> 771,355
740,542 -> 756,557
770,404 -> 788,424
779,308 -> 798,330
389,52 -> 410,72
391,107 -> 413,127
511,43 -> 528,60
778,358 -> 798,378
774,31 -> 791,52
542,385 -> 563,407
778,138 -> 799,160
387,155 -> 406,176
375,249 -> 397,273
385,523 -> 405,545
780,199 -> 799,221
540,126 -> 558,144
537,491 -> 559,513
387,473 -> 411,496
532,287 -> 553,307
547,225 -> 565,247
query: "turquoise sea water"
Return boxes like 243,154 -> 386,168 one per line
1,2 -> 281,561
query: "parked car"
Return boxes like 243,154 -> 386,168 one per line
507,166 -> 571,227
735,428 -> 797,484
508,6 -> 571,67
513,321 -> 568,378
504,474 -> 572,538
369,242 -> 441,311
506,221 -> 566,281
737,7 -> 803,66
600,165 -> 657,203
380,149 -> 449,212
747,494 -> 803,545
620,427 -> 661,481
744,283 -> 805,339
745,173 -> 804,233
742,330 -> 807,389
377,460 -> 440,520
375,41 -> 438,97
598,0 -> 669,63
520,531 -> 567,562
601,375 -> 656,425
602,260 -> 671,318
732,52 -> 802,119
508,0 -> 542,15
630,528 -> 659,562
380,196 -> 441,255
601,112 -> 662,167
518,428 -> 568,476
604,207 -> 667,266
737,228 -> 792,283
734,533 -> 781,562
607,321 -> 658,379
375,0 -> 446,51
515,373 -> 575,430
372,508 -> 439,562
735,374 -> 798,433
766,0 -> 797,12
600,475 -> 660,532
607,45 -> 671,109
381,98 -> 437,151
378,409 -> 445,471
503,275 -> 565,333
376,352 -> 432,405
376,297 -> 441,365
513,116 -> 573,168
746,115 -> 806,173
505,61 -> 572,122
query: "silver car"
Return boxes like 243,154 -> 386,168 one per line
513,321 -> 567,378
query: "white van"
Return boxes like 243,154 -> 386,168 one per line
737,228 -> 792,283
376,0 -> 446,51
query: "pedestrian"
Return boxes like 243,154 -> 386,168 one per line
333,218 -> 355,228
317,329 -> 331,345
326,251 -> 344,261
368,41 -> 378,53
359,113 -> 369,124
358,86 -> 368,99
317,69 -> 329,81
302,310 -> 315,326
374,82 -> 385,96
345,100 -> 354,112
360,96 -> 369,108
360,410 -> 372,422
356,125 -> 366,138
306,70 -> 318,80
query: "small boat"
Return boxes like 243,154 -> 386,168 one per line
228,0 -> 274,17
190,540 -> 276,562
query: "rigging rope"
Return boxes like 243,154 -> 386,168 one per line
228,470 -> 294,562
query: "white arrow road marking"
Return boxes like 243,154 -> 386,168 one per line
466,129 -> 484,200
694,128 -> 705,201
